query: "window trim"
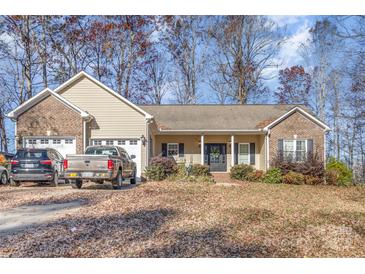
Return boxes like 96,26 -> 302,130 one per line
167,143 -> 179,157
283,139 -> 307,162
238,143 -> 250,165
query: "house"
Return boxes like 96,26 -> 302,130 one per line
7,71 -> 330,179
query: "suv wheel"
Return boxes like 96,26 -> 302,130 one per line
71,179 -> 83,189
112,170 -> 123,190
130,169 -> 136,185
0,172 -> 8,185
50,171 -> 59,187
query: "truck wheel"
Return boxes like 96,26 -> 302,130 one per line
50,171 -> 59,187
112,170 -> 123,190
130,169 -> 136,185
0,172 -> 8,185
71,179 -> 83,189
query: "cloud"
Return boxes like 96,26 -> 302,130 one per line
269,16 -> 302,27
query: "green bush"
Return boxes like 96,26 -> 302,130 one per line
281,171 -> 306,185
230,164 -> 254,181
326,158 -> 353,186
145,165 -> 166,181
262,168 -> 282,184
190,164 -> 210,176
246,170 -> 265,182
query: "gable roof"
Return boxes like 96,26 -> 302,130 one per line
140,104 -> 330,132
54,71 -> 153,119
7,88 -> 90,119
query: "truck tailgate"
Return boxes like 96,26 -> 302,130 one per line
66,154 -> 110,172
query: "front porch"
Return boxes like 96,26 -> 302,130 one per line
151,133 -> 267,172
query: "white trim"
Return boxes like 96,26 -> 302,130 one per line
200,135 -> 204,165
324,133 -> 327,168
263,106 -> 331,131
54,71 -> 153,119
238,143 -> 250,165
231,135 -> 235,167
7,88 -> 90,119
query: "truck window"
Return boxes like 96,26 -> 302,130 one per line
85,147 -> 118,156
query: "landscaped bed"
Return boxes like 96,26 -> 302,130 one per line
0,181 -> 364,257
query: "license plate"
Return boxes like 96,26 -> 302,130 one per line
82,172 -> 94,177
68,173 -> 78,177
24,164 -> 35,168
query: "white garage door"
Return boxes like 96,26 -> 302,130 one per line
24,137 -> 76,158
91,139 -> 142,179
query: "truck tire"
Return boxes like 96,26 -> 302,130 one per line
130,169 -> 136,185
50,171 -> 59,187
112,170 -> 123,190
71,179 -> 83,189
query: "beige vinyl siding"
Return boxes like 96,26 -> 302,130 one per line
59,76 -> 148,172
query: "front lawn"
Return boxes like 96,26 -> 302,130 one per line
0,181 -> 364,257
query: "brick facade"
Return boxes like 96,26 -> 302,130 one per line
17,95 -> 84,153
269,111 -> 325,164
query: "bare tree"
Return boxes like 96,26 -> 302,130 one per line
208,16 -> 283,104
162,16 -> 205,104
144,53 -> 169,104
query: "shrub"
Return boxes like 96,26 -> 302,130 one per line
262,168 -> 282,184
246,170 -> 265,182
271,151 -> 325,179
150,156 -> 177,175
326,158 -> 353,186
145,165 -> 165,181
281,171 -> 306,185
190,164 -> 210,176
304,175 -> 323,185
230,164 -> 254,181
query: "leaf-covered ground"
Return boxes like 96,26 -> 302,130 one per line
0,181 -> 364,257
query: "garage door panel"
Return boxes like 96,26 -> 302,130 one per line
24,137 -> 76,158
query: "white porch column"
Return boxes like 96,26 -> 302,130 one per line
231,135 -> 235,167
201,134 -> 204,165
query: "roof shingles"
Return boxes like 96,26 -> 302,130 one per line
139,104 -> 305,131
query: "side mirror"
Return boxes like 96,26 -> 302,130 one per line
130,155 -> 136,159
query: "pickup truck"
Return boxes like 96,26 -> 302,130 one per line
63,145 -> 137,189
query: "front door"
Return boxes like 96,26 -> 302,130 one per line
204,143 -> 227,172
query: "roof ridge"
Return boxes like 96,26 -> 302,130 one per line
139,104 -> 304,107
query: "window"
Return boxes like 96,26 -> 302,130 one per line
238,143 -> 249,164
40,139 -> 49,144
85,147 -> 118,156
93,140 -> 102,146
106,140 -> 114,145
129,139 -> 138,145
283,140 -> 307,162
167,143 -> 178,157
28,139 -> 37,145
65,139 -> 73,144
118,140 -> 126,145
52,139 -> 61,144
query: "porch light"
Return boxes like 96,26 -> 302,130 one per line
141,134 -> 146,145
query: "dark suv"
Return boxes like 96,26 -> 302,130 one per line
10,148 -> 64,186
